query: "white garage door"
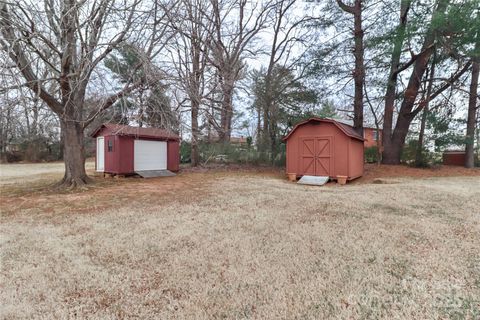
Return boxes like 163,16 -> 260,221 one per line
134,140 -> 167,171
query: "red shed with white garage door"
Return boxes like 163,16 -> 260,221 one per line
91,124 -> 180,175
283,118 -> 364,181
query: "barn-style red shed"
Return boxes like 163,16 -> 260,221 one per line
91,124 -> 180,175
283,118 -> 364,181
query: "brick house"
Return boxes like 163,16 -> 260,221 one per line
332,119 -> 382,149
363,127 -> 382,149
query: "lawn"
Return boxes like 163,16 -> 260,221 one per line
0,162 -> 479,319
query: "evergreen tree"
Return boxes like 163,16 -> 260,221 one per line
104,44 -> 177,130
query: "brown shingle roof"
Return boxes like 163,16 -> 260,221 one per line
91,124 -> 180,141
282,117 -> 364,141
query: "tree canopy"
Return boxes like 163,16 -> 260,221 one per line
0,0 -> 478,185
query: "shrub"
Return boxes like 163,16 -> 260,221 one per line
22,139 -> 63,162
199,143 -> 258,164
180,141 -> 285,166
4,151 -> 23,163
274,148 -> 286,167
401,140 -> 436,167
180,141 -> 191,164
365,146 -> 379,163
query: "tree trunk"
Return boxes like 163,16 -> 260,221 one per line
352,0 -> 364,135
32,100 -> 40,162
256,104 -> 262,148
381,138 -> 403,164
415,107 -> 428,166
191,99 -> 200,167
387,56 -> 435,164
382,0 -> 411,163
382,111 -> 418,164
465,58 -> 479,168
0,107 -> 11,163
336,0 -> 365,135
415,59 -> 436,167
268,110 -> 278,164
219,82 -> 234,143
57,118 -> 90,188
270,134 -> 277,164
382,0 -> 448,164
259,101 -> 270,152
476,114 -> 480,159
207,102 -> 213,142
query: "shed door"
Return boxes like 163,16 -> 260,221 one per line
134,140 -> 167,171
96,137 -> 104,172
299,137 -> 332,176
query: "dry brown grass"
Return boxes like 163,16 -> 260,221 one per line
1,163 -> 479,319
359,163 -> 480,183
0,161 -> 96,186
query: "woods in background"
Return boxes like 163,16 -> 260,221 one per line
0,0 -> 479,187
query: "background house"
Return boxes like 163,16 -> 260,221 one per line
329,118 -> 382,149
363,127 -> 382,148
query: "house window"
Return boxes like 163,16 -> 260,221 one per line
107,139 -> 114,152
373,130 -> 379,141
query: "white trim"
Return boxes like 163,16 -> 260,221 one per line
96,137 -> 105,172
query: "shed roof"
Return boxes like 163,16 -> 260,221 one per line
282,117 -> 364,142
91,124 -> 180,141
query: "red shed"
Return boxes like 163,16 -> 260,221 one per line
442,150 -> 466,166
283,118 -> 364,181
91,124 -> 180,175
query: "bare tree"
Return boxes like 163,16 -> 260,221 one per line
0,0 -> 167,187
207,0 -> 270,142
256,0 -> 315,161
164,0 -> 213,166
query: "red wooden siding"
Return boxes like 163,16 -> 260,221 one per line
443,151 -> 465,166
167,140 -> 180,172
284,118 -> 364,181
118,137 -> 134,173
104,135 -> 117,173
348,138 -> 364,179
92,124 -> 180,174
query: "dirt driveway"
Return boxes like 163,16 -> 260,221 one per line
1,163 -> 479,319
